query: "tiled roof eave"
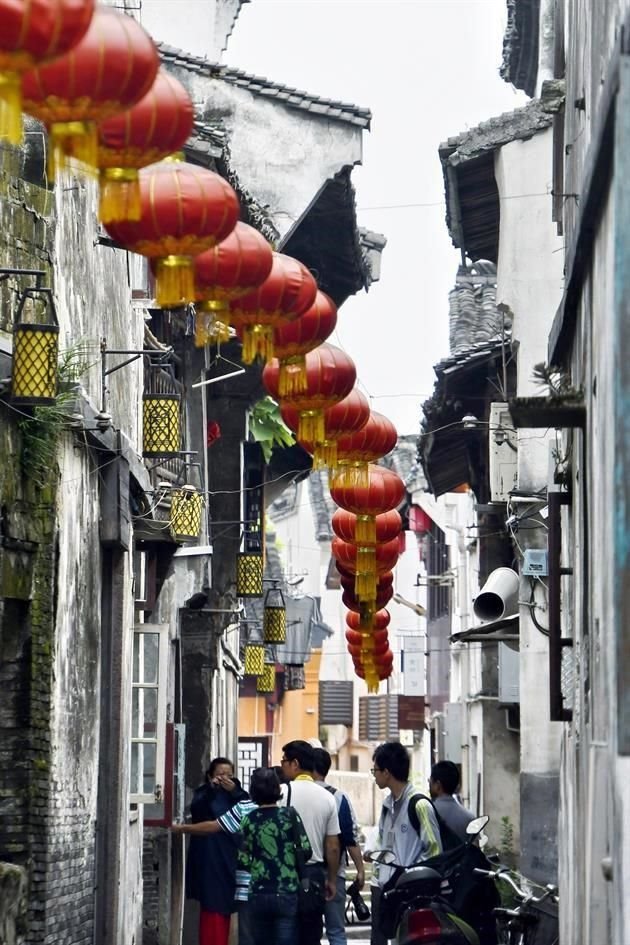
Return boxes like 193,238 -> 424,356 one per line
158,43 -> 371,129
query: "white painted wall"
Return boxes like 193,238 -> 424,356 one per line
495,129 -> 564,783
140,0 -> 244,61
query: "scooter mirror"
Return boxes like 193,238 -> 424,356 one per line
371,849 -> 396,865
466,815 -> 489,836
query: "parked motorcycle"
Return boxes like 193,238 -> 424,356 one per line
374,815 -> 500,945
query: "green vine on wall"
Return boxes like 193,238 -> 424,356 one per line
17,342 -> 92,488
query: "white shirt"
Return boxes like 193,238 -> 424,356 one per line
281,777 -> 340,864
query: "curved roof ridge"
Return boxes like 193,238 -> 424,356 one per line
158,42 -> 371,128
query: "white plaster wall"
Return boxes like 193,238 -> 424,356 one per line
174,71 -> 363,243
494,130 -> 564,780
141,0 -> 244,61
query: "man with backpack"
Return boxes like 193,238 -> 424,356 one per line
429,760 -> 475,842
312,748 -> 365,945
369,741 -> 443,945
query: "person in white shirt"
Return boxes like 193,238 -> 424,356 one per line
312,747 -> 365,945
279,740 -> 340,945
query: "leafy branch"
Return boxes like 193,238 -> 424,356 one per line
531,362 -> 583,400
248,396 -> 295,463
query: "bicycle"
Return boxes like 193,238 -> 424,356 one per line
473,866 -> 559,945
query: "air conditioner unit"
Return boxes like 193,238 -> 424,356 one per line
489,402 -> 518,502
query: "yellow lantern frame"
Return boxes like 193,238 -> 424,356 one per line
1,270 -> 60,407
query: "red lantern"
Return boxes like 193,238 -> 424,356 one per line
264,343 -> 356,443
230,253 -> 317,364
193,223 -> 274,347
333,412 -> 398,489
105,158 -> 240,308
22,7 -> 159,174
0,0 -> 94,143
346,627 -> 389,649
282,388 -> 369,470
346,609 -> 391,632
332,536 -> 400,602
342,584 -> 393,614
331,464 -> 406,544
273,290 -> 337,395
332,537 -> 400,576
97,69 -> 194,224
333,508 -> 402,545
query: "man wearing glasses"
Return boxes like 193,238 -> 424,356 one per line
369,742 -> 442,945
279,740 -> 341,945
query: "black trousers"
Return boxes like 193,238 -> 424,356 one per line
370,885 -> 389,945
297,862 -> 327,945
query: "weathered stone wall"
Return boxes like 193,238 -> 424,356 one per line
0,863 -> 27,945
0,133 -> 145,943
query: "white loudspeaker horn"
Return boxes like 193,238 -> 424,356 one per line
473,567 -> 519,621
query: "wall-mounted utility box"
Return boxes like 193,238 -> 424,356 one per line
489,402 -> 518,502
523,548 -> 549,576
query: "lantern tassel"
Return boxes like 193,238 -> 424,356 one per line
312,440 -> 338,471
278,357 -> 307,396
99,168 -> 141,223
0,71 -> 22,145
155,255 -> 195,308
49,121 -> 98,177
356,514 -> 376,544
241,324 -> 274,364
298,409 -> 325,444
334,461 -> 369,490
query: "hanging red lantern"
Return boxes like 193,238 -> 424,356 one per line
374,648 -> 395,669
22,6 -> 159,174
230,253 -> 317,364
282,387 -> 369,470
333,412 -> 398,489
193,223 -> 274,346
97,69 -> 194,224
105,158 -> 240,308
0,0 -> 95,144
332,536 -> 400,602
342,584 -> 393,614
273,290 -> 337,395
264,343 -> 356,443
346,609 -> 391,632
331,463 -> 405,544
346,627 -> 389,649
332,537 -> 400,576
333,508 -> 402,545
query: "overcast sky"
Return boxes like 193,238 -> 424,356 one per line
140,0 -> 527,434
222,0 -> 526,434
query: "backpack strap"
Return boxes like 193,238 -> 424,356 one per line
323,784 -> 337,795
286,782 -> 292,807
407,793 -> 462,851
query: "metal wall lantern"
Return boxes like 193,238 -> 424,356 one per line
263,583 -> 286,643
170,484 -> 203,543
143,392 -> 181,458
1,269 -> 59,407
256,662 -> 276,693
243,643 -> 265,676
236,552 -> 264,598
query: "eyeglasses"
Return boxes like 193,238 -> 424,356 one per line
280,757 -> 291,765
370,766 -> 382,775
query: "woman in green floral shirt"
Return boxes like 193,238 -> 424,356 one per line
239,767 -> 311,945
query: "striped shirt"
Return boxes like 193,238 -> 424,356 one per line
217,799 -> 257,901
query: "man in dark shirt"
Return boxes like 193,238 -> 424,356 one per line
429,760 -> 475,842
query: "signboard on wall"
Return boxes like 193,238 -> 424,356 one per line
403,635 -> 425,696
398,695 -> 426,730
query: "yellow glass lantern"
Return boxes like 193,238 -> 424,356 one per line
244,643 -> 265,676
170,486 -> 203,542
143,393 -> 181,457
236,552 -> 264,598
12,323 -> 59,406
256,662 -> 276,693
10,282 -> 59,407
263,585 -> 286,643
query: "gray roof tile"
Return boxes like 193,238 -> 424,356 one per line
158,43 -> 371,129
